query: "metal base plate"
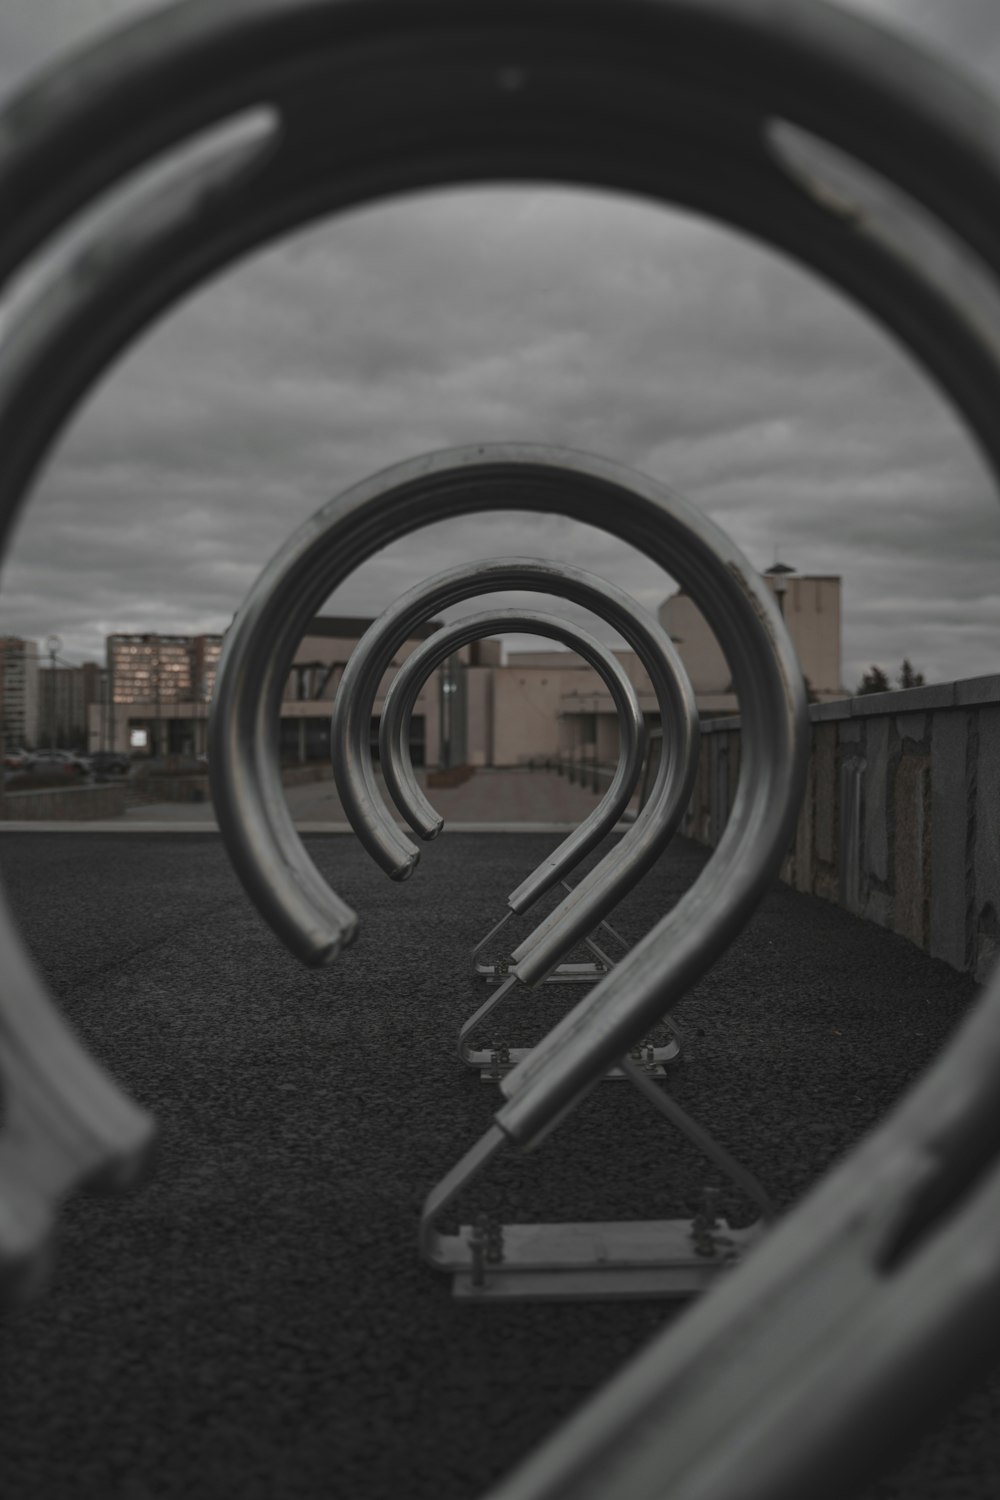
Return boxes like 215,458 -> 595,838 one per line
478,1055 -> 667,1083
469,1042 -> 678,1082
454,1266 -> 724,1300
479,961 -> 608,985
450,1217 -> 761,1301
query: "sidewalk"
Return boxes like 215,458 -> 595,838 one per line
117,766 -> 611,828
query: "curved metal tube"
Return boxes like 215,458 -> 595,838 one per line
483,953 -> 1000,1500
328,558 -> 698,984
2,4 -> 1000,1482
377,604 -> 651,1012
373,604 -> 681,1060
332,560 -> 694,885
346,564 -> 689,894
209,549 -> 696,971
5,1 -> 1000,519
377,608 -> 647,903
0,946 -> 155,1305
207,447 -> 803,1128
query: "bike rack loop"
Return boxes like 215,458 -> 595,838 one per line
379,603 -> 646,914
212,463 -> 794,1295
328,557 -> 700,984
206,442 -> 803,1099
332,558 -> 692,882
375,605 -> 650,994
0,0 -> 998,1483
210,549 -> 700,973
376,606 -> 646,897
372,602 -> 682,1073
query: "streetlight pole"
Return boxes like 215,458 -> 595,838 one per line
44,633 -> 61,750
439,657 -> 454,771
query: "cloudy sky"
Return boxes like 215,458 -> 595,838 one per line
1,0 -> 999,691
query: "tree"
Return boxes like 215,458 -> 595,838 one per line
898,658 -> 925,690
855,661 -> 926,695
856,664 -> 890,695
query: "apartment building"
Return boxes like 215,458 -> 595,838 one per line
0,637 -> 39,752
37,661 -> 105,748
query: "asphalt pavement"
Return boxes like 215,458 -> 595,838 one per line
0,830 -> 994,1500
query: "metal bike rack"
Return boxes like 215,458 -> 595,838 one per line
484,962 -> 1000,1498
377,604 -> 647,991
371,603 -> 683,1080
208,548 -> 702,961
2,0 -> 999,1492
404,497 -> 805,1298
0,939 -> 155,1307
333,571 -> 698,1077
329,557 -> 700,950
204,451 -> 799,1300
209,470 -> 791,1300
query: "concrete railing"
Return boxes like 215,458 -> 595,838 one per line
0,760 -> 337,820
278,761 -> 335,787
0,781 -> 137,821
686,675 -> 1000,981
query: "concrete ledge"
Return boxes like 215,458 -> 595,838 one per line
701,674 -> 997,734
279,762 -> 336,786
956,674 -> 1000,706
0,820 -> 593,835
808,698 -> 855,722
0,781 -> 135,820
846,682 -> 958,717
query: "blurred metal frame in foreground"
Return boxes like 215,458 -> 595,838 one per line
0,0 -> 998,1488
483,960 -> 1000,1500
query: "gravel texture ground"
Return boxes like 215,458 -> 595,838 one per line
0,831 -> 994,1500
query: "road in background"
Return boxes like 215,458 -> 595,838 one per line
118,766 -> 611,827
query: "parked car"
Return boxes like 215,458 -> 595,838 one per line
28,750 -> 91,778
88,750 -> 132,777
2,748 -> 35,770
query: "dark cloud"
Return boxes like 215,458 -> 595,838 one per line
1,0 -> 999,693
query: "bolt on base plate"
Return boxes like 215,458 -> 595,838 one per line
478,960 -> 609,985
472,1044 -> 673,1083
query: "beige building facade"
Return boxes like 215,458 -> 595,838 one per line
658,570 -> 843,716
88,569 -> 843,769
498,569 -> 843,763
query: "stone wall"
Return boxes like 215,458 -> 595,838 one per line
686,676 -> 1000,980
